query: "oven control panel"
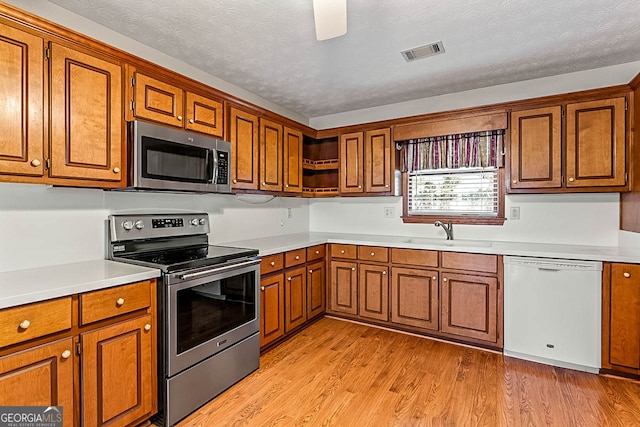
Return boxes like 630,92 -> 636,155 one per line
152,218 -> 184,228
109,213 -> 210,241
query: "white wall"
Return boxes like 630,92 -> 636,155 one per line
0,183 -> 309,272
309,193 -> 620,247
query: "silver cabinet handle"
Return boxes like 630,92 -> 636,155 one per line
624,272 -> 631,278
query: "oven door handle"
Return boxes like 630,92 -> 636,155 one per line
179,259 -> 259,281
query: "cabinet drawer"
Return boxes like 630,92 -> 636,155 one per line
391,248 -> 438,267
285,248 -> 307,267
0,297 -> 72,348
261,253 -> 284,275
358,246 -> 389,263
80,281 -> 151,325
441,252 -> 498,274
307,244 -> 326,262
331,244 -> 357,260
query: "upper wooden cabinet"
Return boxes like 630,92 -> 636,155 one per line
508,96 -> 628,193
284,127 -> 303,193
0,22 -> 44,178
340,128 -> 392,195
229,106 -> 259,190
0,19 -> 124,187
49,43 -> 123,182
364,128 -> 393,193
259,118 -> 283,192
566,97 -> 626,188
129,71 -> 224,138
510,106 -> 562,189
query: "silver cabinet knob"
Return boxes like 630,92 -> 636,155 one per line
385,184 -> 389,187
569,177 -> 575,182
189,118 -> 194,124
177,115 -> 183,121
512,180 -> 518,184
295,255 -> 300,260
19,320 -> 31,330
61,350 -> 71,359
370,252 -> 375,256
432,276 -> 437,281
624,272 -> 631,278
315,250 -> 320,255
260,286 -> 265,291
144,324 -> 152,331
351,267 -> 355,271
233,179 -> 237,184
309,269 -> 313,274
287,277 -> 292,281
341,250 -> 345,254
358,185 -> 362,189
285,184 -> 289,187
443,278 -> 448,282
262,182 -> 266,185
116,297 -> 125,306
30,159 -> 41,167
382,271 -> 387,275
270,261 -> 275,267
113,167 -> 120,173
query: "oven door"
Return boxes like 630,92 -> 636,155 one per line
165,258 -> 260,377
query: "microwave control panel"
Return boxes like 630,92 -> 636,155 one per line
217,151 -> 229,185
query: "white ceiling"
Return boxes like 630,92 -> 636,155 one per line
48,0 -> 640,120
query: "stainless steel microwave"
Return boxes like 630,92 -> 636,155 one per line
127,121 -> 231,193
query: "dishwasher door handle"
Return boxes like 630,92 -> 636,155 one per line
538,267 -> 561,272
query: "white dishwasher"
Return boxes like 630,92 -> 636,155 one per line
503,256 -> 602,373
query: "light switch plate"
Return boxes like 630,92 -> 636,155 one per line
510,206 -> 520,220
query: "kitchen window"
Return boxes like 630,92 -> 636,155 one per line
399,130 -> 506,225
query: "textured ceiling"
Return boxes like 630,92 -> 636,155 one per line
48,0 -> 640,119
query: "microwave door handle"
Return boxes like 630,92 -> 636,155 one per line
212,149 -> 219,184
206,149 -> 217,184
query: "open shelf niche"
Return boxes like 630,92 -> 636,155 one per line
302,135 -> 339,196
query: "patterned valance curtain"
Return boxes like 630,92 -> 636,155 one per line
400,130 -> 505,172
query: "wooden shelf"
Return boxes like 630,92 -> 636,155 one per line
302,158 -> 339,171
302,187 -> 339,197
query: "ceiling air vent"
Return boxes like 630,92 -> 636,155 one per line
401,41 -> 445,62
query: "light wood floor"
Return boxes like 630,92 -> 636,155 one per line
178,317 -> 640,426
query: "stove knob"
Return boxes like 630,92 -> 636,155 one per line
191,218 -> 199,226
135,220 -> 145,230
199,218 -> 206,225
122,220 -> 134,231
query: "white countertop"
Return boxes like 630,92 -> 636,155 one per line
0,260 -> 160,309
222,232 -> 640,264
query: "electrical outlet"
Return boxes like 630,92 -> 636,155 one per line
510,206 -> 520,220
384,207 -> 395,218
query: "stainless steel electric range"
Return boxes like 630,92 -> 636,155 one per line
107,212 -> 260,426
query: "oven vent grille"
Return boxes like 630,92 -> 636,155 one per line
401,41 -> 445,62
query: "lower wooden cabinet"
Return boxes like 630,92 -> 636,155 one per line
307,261 -> 326,319
260,273 -> 285,348
81,314 -> 153,426
359,264 -> 389,321
284,266 -> 307,332
390,267 -> 439,330
440,272 -> 498,342
0,279 -> 157,427
330,260 -> 358,315
260,247 -> 327,350
602,263 -> 640,375
0,338 -> 74,427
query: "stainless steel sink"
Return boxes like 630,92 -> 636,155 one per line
402,238 -> 492,248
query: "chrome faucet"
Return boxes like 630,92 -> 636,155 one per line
435,220 -> 454,240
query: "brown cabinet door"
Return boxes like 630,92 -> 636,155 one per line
229,106 -> 259,190
307,261 -> 326,319
566,97 -> 626,188
49,43 -> 123,182
81,314 -> 154,427
185,92 -> 224,137
260,273 -> 285,348
510,106 -> 562,189
330,260 -> 358,315
359,264 -> 389,321
364,128 -> 392,193
0,23 -> 44,177
340,132 -> 364,193
132,72 -> 184,127
390,267 -> 439,330
607,264 -> 640,370
440,272 -> 497,343
259,118 -> 283,191
283,127 -> 303,193
0,338 -> 74,427
284,266 -> 307,332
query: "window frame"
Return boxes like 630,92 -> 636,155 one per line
401,168 -> 506,225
